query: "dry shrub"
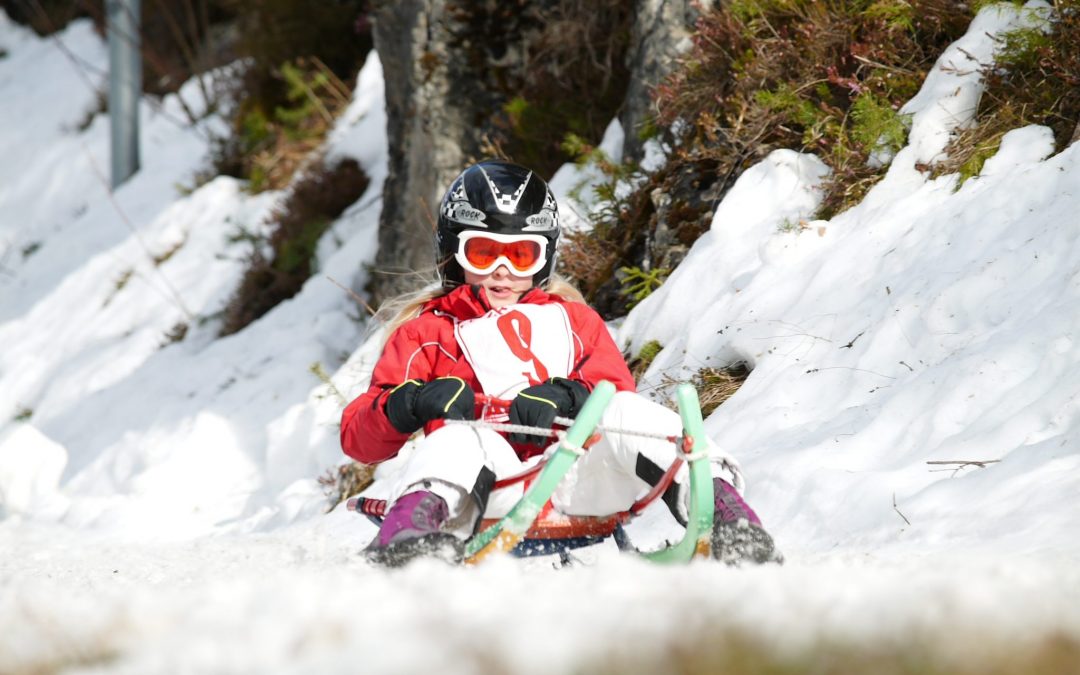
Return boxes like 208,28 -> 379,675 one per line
563,1 -> 972,318
559,228 -> 623,303
655,0 -> 972,216
319,462 -> 376,511
506,0 -> 632,176
127,0 -> 239,96
209,0 -> 372,187
3,0 -> 240,97
228,0 -> 372,111
447,0 -> 633,178
649,362 -> 751,415
935,2 -> 1080,182
556,158 -> 661,313
1,0 -> 93,35
557,156 -> 718,317
25,1 -> 374,186
221,157 -> 369,335
214,57 -> 356,192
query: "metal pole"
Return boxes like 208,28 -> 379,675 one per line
107,0 -> 141,188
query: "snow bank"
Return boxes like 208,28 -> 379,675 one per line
620,1 -> 1080,558
0,424 -> 68,519
0,17 -> 388,537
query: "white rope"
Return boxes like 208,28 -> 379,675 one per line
442,417 -> 677,442
676,440 -> 711,462
552,416 -> 676,441
443,418 -> 567,439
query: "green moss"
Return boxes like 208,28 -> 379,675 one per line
849,92 -> 910,154
996,25 -> 1054,70
862,0 -> 915,31
956,138 -> 1002,185
729,0 -> 801,23
241,105 -> 270,141
628,339 -> 664,382
636,117 -> 660,143
755,86 -> 821,129
504,96 -> 530,127
637,340 -> 663,366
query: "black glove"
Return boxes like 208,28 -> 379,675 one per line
384,377 -> 475,434
508,378 -> 590,445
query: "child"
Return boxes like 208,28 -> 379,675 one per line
340,160 -> 780,567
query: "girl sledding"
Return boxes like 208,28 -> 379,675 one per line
340,159 -> 781,567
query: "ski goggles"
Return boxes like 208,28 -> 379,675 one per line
454,230 -> 549,277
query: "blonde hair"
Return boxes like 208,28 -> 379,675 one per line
376,272 -> 587,343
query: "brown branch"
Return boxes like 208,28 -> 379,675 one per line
325,275 -> 376,316
927,459 -> 1000,478
419,196 -> 437,234
893,493 -> 911,526
926,460 -> 1001,467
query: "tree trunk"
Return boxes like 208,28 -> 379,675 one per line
620,0 -> 702,164
369,0 -> 471,305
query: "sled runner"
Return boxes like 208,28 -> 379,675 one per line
348,380 -> 717,564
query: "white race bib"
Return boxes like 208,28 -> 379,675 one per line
455,303 -> 575,400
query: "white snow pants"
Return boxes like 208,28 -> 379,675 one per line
386,391 -> 743,538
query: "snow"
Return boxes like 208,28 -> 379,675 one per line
1,3 -> 1078,673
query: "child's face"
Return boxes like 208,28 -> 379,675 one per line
464,266 -> 534,308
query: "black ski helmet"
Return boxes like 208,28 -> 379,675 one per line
436,160 -> 560,289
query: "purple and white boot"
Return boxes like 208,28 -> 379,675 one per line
364,491 -> 465,567
711,478 -> 782,565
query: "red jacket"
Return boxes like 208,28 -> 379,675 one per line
340,284 -> 636,464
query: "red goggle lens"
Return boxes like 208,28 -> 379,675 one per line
462,237 -> 543,272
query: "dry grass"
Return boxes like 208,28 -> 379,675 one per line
692,363 -> 751,417
581,629 -> 1080,675
648,362 -> 751,416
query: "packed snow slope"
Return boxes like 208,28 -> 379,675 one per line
1,3 -> 1078,674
